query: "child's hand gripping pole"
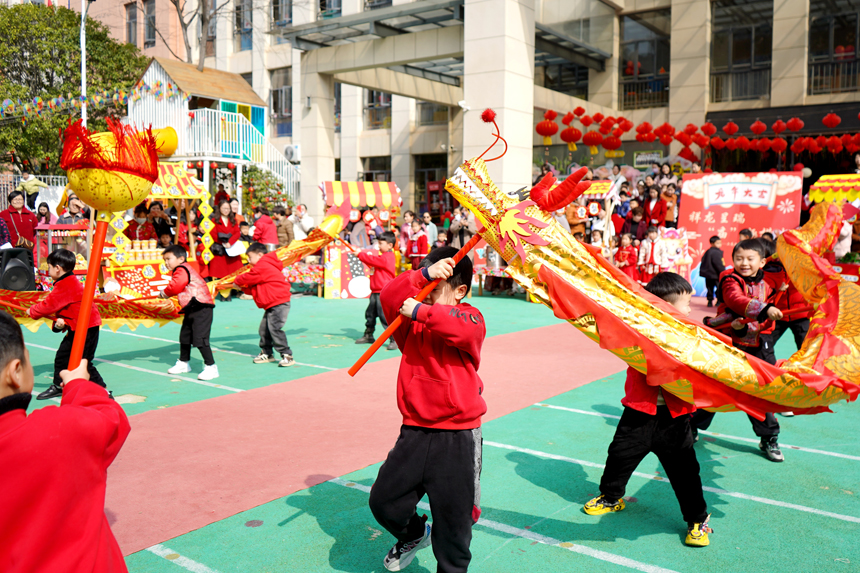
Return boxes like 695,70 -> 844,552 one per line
712,306 -> 813,332
348,233 -> 482,377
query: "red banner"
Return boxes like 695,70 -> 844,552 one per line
681,172 -> 802,274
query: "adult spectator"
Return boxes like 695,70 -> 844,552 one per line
209,201 -> 244,299
1,191 -> 38,248
449,206 -> 476,259
35,202 -> 57,227
57,195 -> 87,225
272,205 -> 294,247
214,184 -> 230,205
642,186 -> 668,227
565,197 -> 588,236
148,201 -> 174,238
16,171 -> 48,210
289,204 -> 315,241
655,163 -> 678,188
125,204 -> 157,241
251,206 -> 279,251
229,198 -> 245,225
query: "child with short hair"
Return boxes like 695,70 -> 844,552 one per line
239,221 -> 253,245
159,232 -> 174,248
355,231 -> 398,351
614,233 -> 639,282
233,242 -> 295,367
700,238 -> 784,461
435,230 -> 448,249
406,219 -> 428,270
738,228 -> 754,241
28,248 -> 105,400
584,272 -> 712,547
160,245 -> 219,380
699,235 -> 726,307
370,247 -> 486,572
0,311 -> 130,572
638,226 -> 669,284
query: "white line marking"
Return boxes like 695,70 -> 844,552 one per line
484,441 -> 860,524
109,330 -> 338,371
27,343 -> 243,393
534,402 -> 860,462
329,478 -> 678,573
146,544 -> 222,573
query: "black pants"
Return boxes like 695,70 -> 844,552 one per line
599,406 -> 708,524
259,302 -> 291,357
179,306 -> 215,366
26,192 -> 38,210
364,292 -> 388,336
771,318 -> 810,351
692,334 -> 780,438
369,425 -> 482,573
705,278 -> 718,302
53,326 -> 104,388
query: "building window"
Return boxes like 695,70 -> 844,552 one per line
365,0 -> 392,9
272,0 -> 291,44
334,82 -> 342,133
534,62 -> 588,99
417,103 -> 449,126
361,156 -> 391,182
234,0 -> 253,52
270,68 -> 292,137
144,0 -> 156,48
197,5 -> 217,57
619,10 -> 670,110
710,0 -> 772,103
364,90 -> 391,130
126,3 -> 138,47
415,154 -> 448,214
808,0 -> 860,95
319,0 -> 341,19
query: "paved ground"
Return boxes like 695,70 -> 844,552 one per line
22,295 -> 860,573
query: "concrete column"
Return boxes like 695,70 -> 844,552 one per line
235,164 -> 243,214
669,0 -> 710,154
291,47 -> 302,148
449,106 -> 464,172
771,0 -> 809,107
463,0 -> 536,192
340,85 -> 364,180
587,9 -> 619,109
390,95 -> 413,209
203,160 -> 211,193
300,69 -> 335,223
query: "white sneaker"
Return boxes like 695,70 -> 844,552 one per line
278,355 -> 295,367
167,360 -> 192,374
198,364 -> 220,381
383,522 -> 432,571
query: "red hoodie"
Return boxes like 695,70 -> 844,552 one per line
233,251 -> 291,309
763,262 -> 812,319
28,273 -> 102,331
621,367 -> 695,417
252,214 -> 279,244
381,269 -> 486,430
0,380 -> 131,573
357,250 -> 395,293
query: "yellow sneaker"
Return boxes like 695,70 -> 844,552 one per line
685,514 -> 712,547
583,494 -> 625,515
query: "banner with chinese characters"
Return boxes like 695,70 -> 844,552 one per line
680,172 -> 802,293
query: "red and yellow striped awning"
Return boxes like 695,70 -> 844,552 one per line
809,174 -> 860,203
580,180 -> 611,200
322,181 -> 402,211
149,162 -> 208,200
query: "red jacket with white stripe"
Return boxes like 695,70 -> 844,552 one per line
28,273 -> 101,331
381,269 -> 486,430
233,251 -> 291,309
0,380 -> 131,573
357,250 -> 395,293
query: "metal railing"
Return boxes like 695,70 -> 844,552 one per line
710,68 -> 771,102
0,175 -> 68,211
186,108 -> 300,202
619,76 -> 669,110
808,60 -> 860,95
319,0 -> 341,19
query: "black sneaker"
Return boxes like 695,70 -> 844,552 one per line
387,339 -> 398,351
383,522 -> 432,571
707,300 -> 713,308
355,334 -> 375,344
759,436 -> 784,462
37,385 -> 63,400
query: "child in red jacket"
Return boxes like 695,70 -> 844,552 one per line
700,238 -> 785,461
369,247 -> 485,573
355,231 -> 397,351
234,242 -> 295,367
0,311 -> 130,573
160,245 -> 219,380
406,219 -> 428,269
584,273 -> 712,547
29,249 -> 105,400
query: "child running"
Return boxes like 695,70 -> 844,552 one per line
369,247 -> 486,572
160,245 -> 219,380
28,249 -> 105,400
354,231 -> 398,351
0,311 -> 130,572
584,272 -> 712,547
234,242 -> 295,367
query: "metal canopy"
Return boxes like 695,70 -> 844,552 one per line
534,23 -> 611,72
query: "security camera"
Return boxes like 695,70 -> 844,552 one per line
440,144 -> 447,150
458,100 -> 470,112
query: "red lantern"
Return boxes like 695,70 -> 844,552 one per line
786,117 -> 804,132
822,113 -> 842,129
826,135 -> 843,154
772,119 -> 787,135
560,126 -> 582,151
694,134 -> 710,148
757,137 -> 771,152
723,121 -> 739,136
816,135 -> 827,148
618,118 -> 634,133
536,110 -> 559,145
659,134 -> 674,146
562,112 -> 575,126
196,161 -> 203,168
636,122 -> 653,134
603,135 -> 622,157
582,131 -> 603,154
683,123 -> 698,136
701,122 -> 717,136
612,127 -> 624,138
654,122 -> 675,137
187,162 -> 195,169
842,134 -> 854,148
580,115 -> 593,127
790,138 -> 806,155
593,112 -> 605,123
573,106 -> 585,117
679,147 -> 698,163
736,136 -> 751,151
643,132 -> 656,143
709,136 -> 725,150
227,162 -> 236,170
750,120 -> 767,135
211,162 -> 219,169
249,186 -> 254,193
725,138 -> 737,151
599,118 -> 614,135
793,162 -> 804,171
675,132 -> 693,147
847,143 -> 860,155
771,137 -> 787,154
807,138 -> 822,154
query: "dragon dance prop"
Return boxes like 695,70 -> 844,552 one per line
443,114 -> 859,417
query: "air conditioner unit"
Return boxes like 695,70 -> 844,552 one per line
284,144 -> 300,163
